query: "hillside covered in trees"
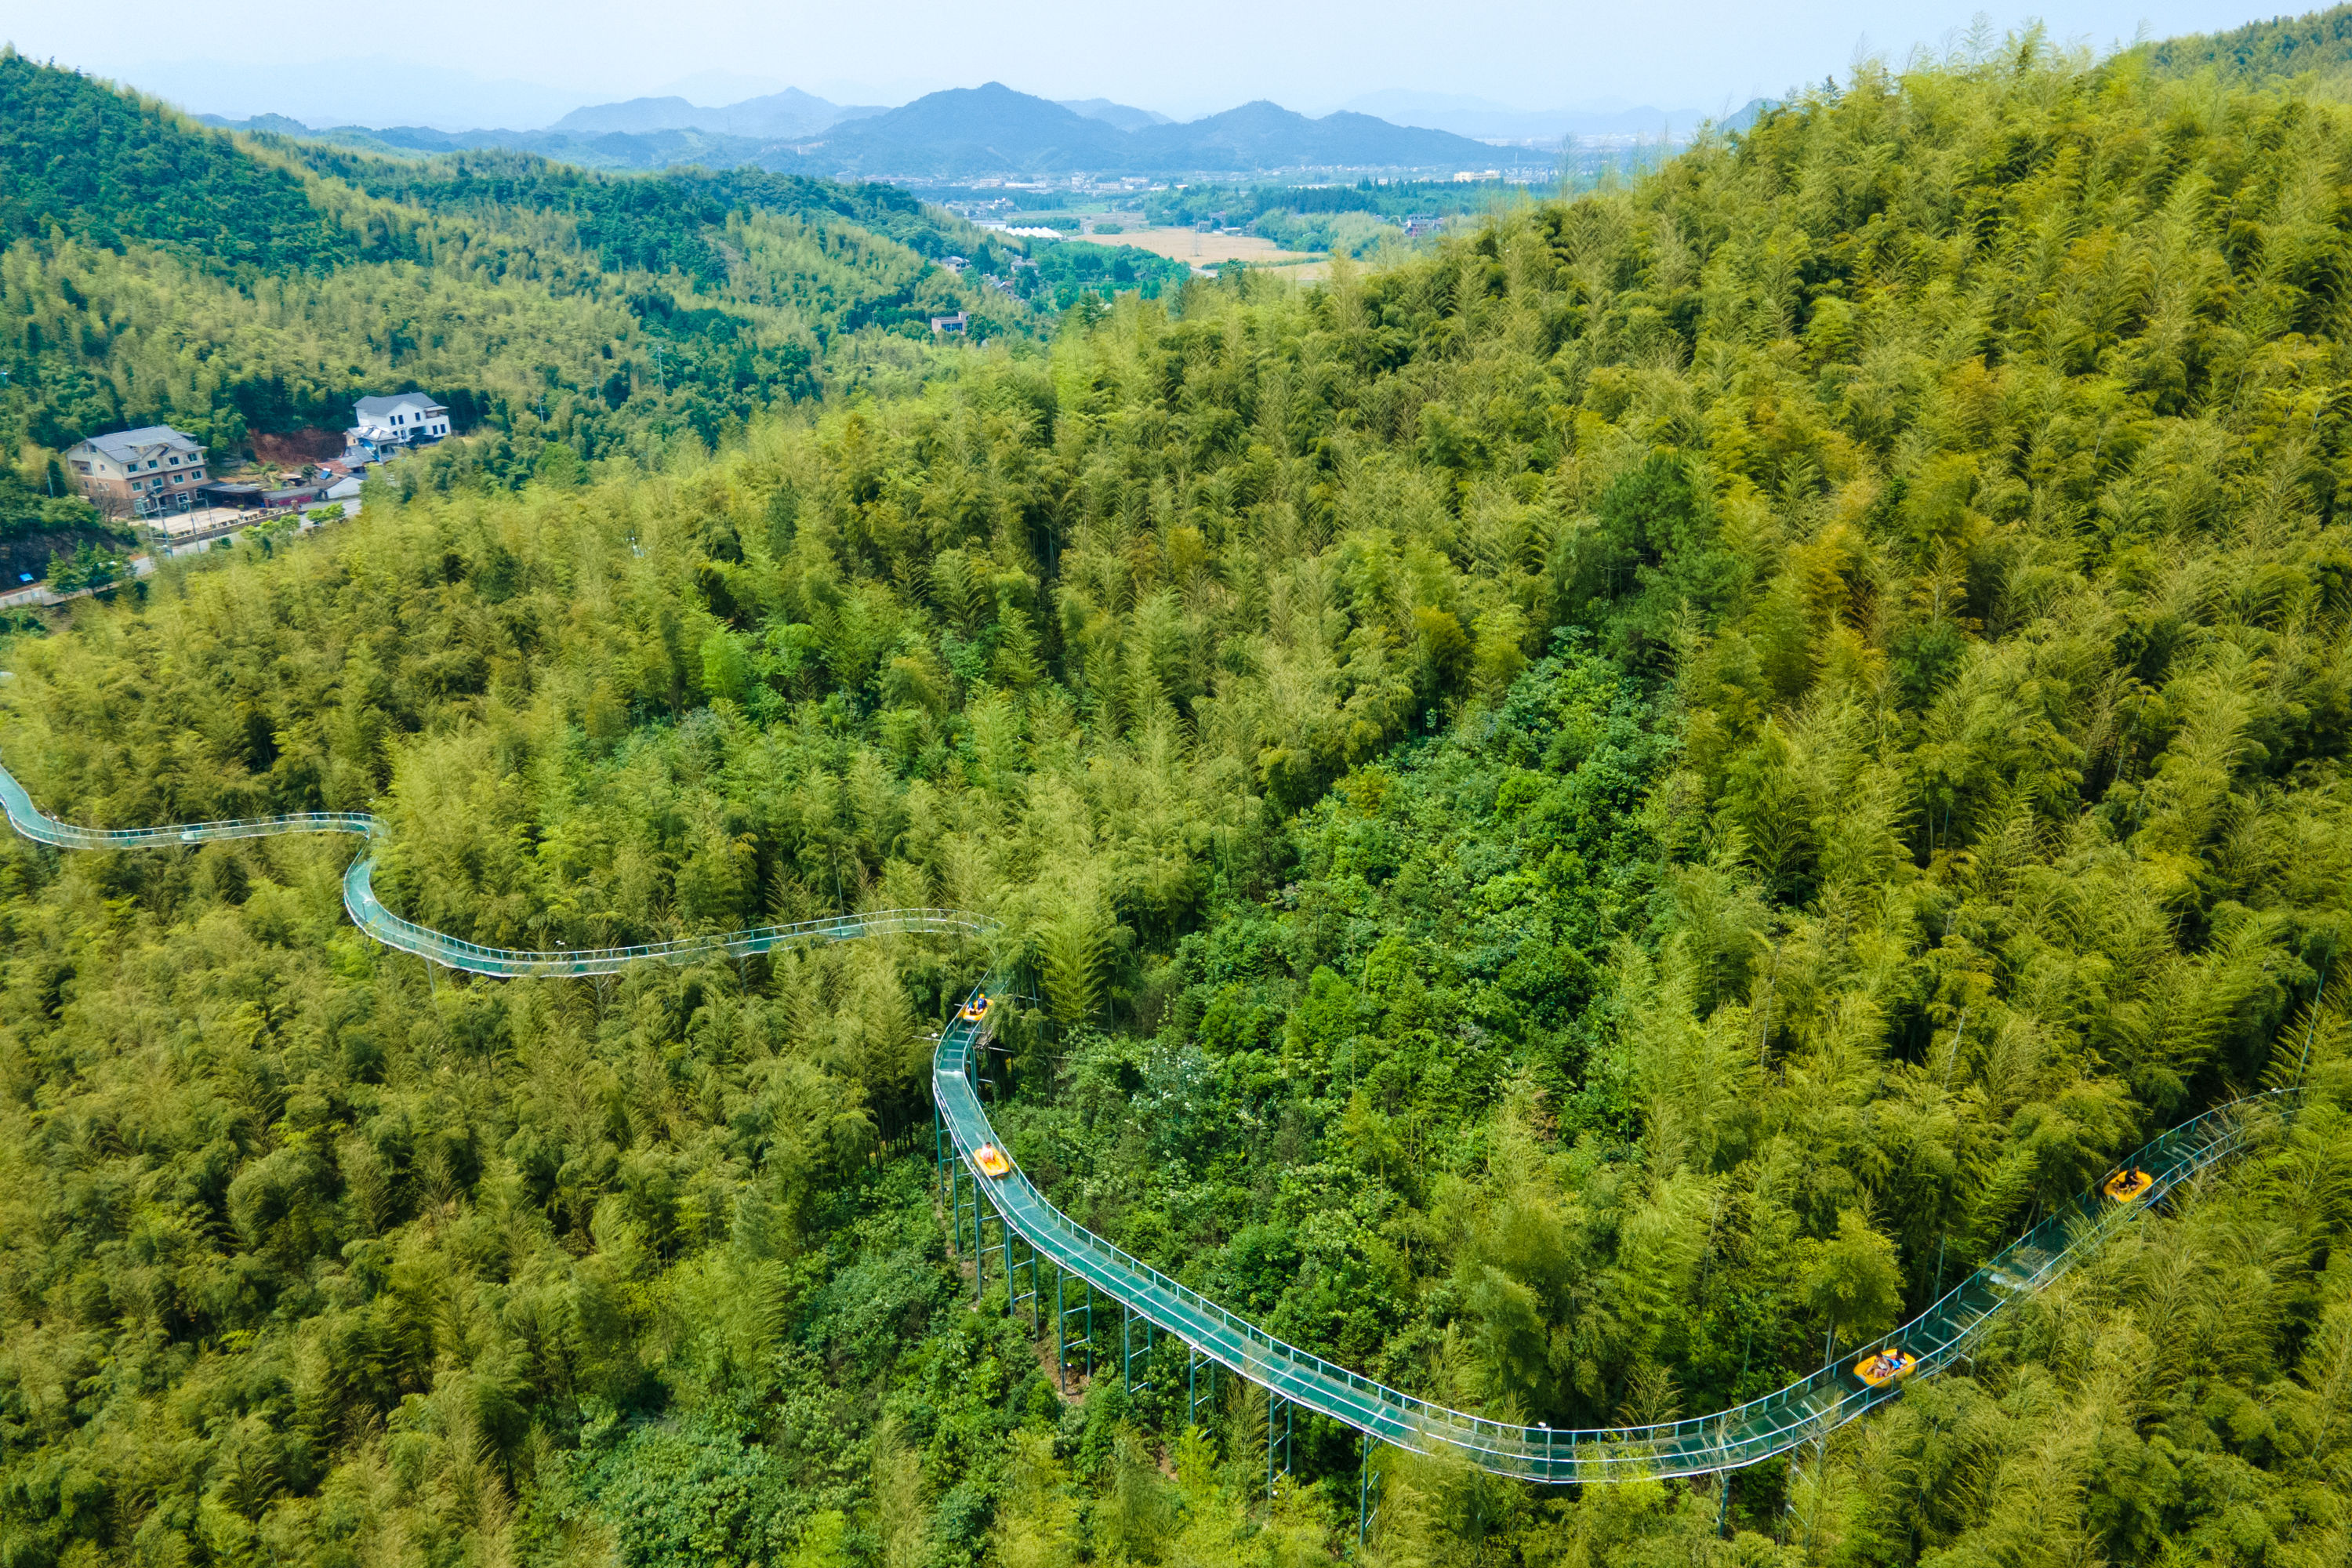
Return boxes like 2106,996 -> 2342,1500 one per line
0,48 -> 1040,520
3,24 -> 2352,1568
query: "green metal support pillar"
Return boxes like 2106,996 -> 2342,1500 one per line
1122,1308 -> 1154,1395
946,1156 -> 960,1257
1007,1232 -> 1037,1330
1188,1346 -> 1217,1426
972,1186 -> 993,1304
1058,1273 -> 1093,1390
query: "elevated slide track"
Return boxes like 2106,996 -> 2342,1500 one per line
0,757 -> 2298,1483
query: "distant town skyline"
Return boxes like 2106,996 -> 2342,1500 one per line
0,0 -> 2304,132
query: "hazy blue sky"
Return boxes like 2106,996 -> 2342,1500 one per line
0,0 -> 2299,126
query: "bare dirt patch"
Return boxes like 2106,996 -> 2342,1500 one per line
252,428 -> 345,463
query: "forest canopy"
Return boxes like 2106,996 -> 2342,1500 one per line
2,25 -> 2352,1568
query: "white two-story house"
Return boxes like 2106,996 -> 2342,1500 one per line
346,394 -> 452,460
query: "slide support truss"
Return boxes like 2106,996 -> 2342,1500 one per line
1057,1273 -> 1093,1392
1189,1345 -> 1217,1427
1123,1309 -> 1155,1396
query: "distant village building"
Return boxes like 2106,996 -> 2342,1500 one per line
64,426 -> 209,518
263,480 -> 335,510
198,461 -> 365,515
940,255 -> 970,274
931,311 -> 970,336
320,460 -> 365,502
345,393 -> 450,461
196,481 -> 267,510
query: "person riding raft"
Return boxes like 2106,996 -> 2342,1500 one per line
2103,1166 -> 2154,1203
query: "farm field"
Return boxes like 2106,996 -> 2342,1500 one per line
1078,223 -> 1327,277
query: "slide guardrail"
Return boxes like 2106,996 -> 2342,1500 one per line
0,753 -> 2298,1480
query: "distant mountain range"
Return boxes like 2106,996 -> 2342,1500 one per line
200,81 -> 1592,181
782,83 -> 1530,178
548,88 -> 884,139
1058,98 -> 1172,132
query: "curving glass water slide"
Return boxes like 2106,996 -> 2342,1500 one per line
0,757 -> 2296,1481
0,761 -> 987,975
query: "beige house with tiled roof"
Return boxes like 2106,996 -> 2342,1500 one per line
65,426 -> 209,518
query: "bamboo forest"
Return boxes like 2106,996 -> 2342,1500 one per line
4,14 -> 2352,1568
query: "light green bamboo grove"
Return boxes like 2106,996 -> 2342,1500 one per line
2,28 -> 2352,1568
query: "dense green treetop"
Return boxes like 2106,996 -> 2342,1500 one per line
279,144 -> 981,284
1025,241 -> 1193,307
1143,180 -> 1536,228
2144,2 -> 2352,85
0,49 -> 353,274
